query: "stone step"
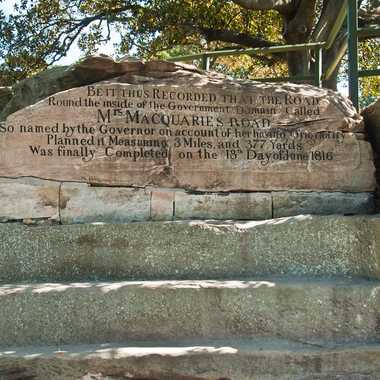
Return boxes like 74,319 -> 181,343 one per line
1,339 -> 380,380
0,278 -> 379,347
1,215 -> 380,282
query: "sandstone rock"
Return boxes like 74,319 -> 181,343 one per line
175,191 -> 272,220
272,191 -> 375,217
362,97 -> 380,154
150,190 -> 175,220
0,55 -> 143,121
60,183 -> 150,224
0,178 -> 59,222
2,177 -> 374,224
0,60 -> 375,192
362,98 -> 380,211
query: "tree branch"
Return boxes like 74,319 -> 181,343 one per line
312,0 -> 345,42
201,28 -> 278,47
199,28 -> 286,62
230,0 -> 296,14
285,0 -> 318,43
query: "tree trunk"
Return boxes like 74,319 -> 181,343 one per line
311,0 -> 346,90
282,0 -> 317,79
287,51 -> 310,77
233,0 -> 345,90
322,72 -> 338,90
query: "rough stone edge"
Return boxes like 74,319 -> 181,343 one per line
1,340 -> 380,380
0,215 -> 380,281
272,191 -> 375,218
60,182 -> 151,224
0,178 -> 375,223
0,177 -> 60,223
3,57 -> 363,132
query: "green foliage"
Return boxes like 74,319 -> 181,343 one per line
360,94 -> 378,108
0,0 -> 378,104
359,39 -> 380,100
339,37 -> 380,107
0,0 -> 284,83
212,54 -> 287,80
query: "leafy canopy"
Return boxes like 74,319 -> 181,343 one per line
0,0 -> 287,85
0,0 -> 378,101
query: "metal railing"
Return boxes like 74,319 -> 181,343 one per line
166,0 -> 380,110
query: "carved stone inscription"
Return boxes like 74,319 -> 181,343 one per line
0,80 -> 375,191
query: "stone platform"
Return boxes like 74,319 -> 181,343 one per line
0,58 -> 378,379
1,215 -> 380,282
0,215 -> 379,379
1,340 -> 380,380
0,277 -> 379,346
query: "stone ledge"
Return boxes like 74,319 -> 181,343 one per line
1,215 -> 380,281
175,191 -> 271,220
60,183 -> 151,223
0,177 -> 59,222
272,191 -> 374,218
150,189 -> 175,221
0,178 -> 375,223
1,340 -> 380,380
0,278 -> 378,346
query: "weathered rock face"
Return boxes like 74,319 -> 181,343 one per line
363,97 -> 380,154
362,98 -> 380,210
0,178 -> 59,222
0,178 -> 374,223
0,55 -> 141,121
0,60 -> 375,192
